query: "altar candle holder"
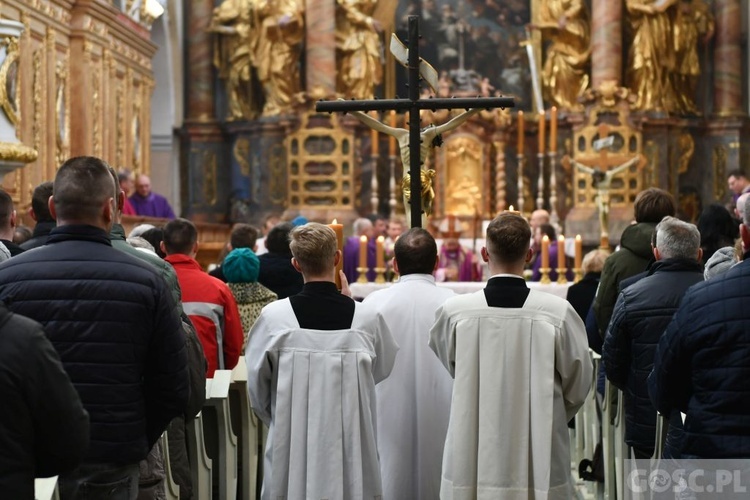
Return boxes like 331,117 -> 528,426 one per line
573,268 -> 583,284
556,267 -> 568,285
356,267 -> 369,283
516,153 -> 525,215
374,267 -> 386,284
539,267 -> 552,285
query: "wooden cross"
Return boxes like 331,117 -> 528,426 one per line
316,16 -> 514,228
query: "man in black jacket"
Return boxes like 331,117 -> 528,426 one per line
0,302 -> 90,499
603,216 -> 703,459
0,188 -> 25,256
0,156 -> 189,498
20,181 -> 56,250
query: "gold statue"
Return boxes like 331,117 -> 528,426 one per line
625,0 -> 679,111
401,168 -> 436,226
672,0 -> 713,114
336,0 -> 383,100
210,0 -> 259,120
346,105 -> 482,226
531,0 -> 591,111
253,0 -> 305,116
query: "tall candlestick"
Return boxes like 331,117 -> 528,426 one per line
359,235 -> 368,274
376,235 -> 385,269
550,106 -> 557,152
389,111 -> 397,156
557,235 -> 566,270
538,110 -> 546,155
328,220 -> 344,289
370,111 -> 379,156
517,111 -> 524,152
574,234 -> 582,269
541,235 -> 550,269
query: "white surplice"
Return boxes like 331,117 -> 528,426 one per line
363,274 -> 455,500
246,298 -> 398,500
429,288 -> 593,500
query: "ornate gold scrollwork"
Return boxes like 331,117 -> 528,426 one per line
0,37 -> 21,128
0,142 -> 38,163
55,60 -> 69,166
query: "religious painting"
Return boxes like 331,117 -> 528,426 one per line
394,0 -> 533,110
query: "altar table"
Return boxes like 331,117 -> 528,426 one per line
349,281 -> 572,300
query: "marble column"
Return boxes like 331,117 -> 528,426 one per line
591,0 -> 622,87
713,0 -> 743,116
185,0 -> 216,120
305,0 -> 336,95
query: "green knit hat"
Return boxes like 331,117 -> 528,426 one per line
223,248 -> 260,283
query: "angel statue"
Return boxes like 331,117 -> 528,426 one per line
345,104 -> 482,226
565,155 -> 641,239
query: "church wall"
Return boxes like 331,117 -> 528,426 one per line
3,0 -> 156,211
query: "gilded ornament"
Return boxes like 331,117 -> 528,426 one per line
0,142 -> 38,163
0,37 -> 21,128
336,0 -> 382,100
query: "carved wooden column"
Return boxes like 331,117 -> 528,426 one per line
185,0 -> 215,120
305,0 -> 336,94
713,0 -> 743,116
591,0 -> 622,87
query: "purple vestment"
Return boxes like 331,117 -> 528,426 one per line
343,236 -> 377,283
129,192 -> 176,219
437,245 -> 478,282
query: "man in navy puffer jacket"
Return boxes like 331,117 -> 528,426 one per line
603,217 -> 704,459
0,156 -> 189,498
649,200 -> 750,459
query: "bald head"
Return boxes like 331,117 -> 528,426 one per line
736,192 -> 750,220
135,174 -> 152,198
530,209 -> 550,231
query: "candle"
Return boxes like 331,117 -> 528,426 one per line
517,110 -> 524,153
541,235 -> 550,269
359,235 -> 368,274
389,111 -> 397,156
558,235 -> 566,270
574,234 -> 582,269
328,219 -> 344,289
376,235 -> 385,269
370,111 -> 379,156
550,106 -> 557,152
538,110 -> 546,155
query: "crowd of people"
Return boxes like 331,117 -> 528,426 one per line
3,156 -> 750,499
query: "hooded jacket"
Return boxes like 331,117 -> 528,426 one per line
593,222 -> 656,338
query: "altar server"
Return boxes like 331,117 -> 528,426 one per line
430,212 -> 592,500
363,228 -> 455,500
246,222 -> 398,500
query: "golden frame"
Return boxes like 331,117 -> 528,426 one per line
0,37 -> 21,128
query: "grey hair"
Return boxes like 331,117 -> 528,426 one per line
353,217 -> 372,236
743,194 -> 750,226
655,216 -> 700,260
126,236 -> 155,252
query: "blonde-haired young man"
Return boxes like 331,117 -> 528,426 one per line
246,222 -> 398,499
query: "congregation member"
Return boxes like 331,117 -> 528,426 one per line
118,169 -> 137,215
107,166 -> 207,498
603,216 -> 704,459
363,228 -> 455,500
223,246 -> 277,350
246,223 -> 398,499
209,223 -> 259,282
129,173 -> 176,219
0,234 -> 89,497
566,248 -> 608,321
0,189 -> 25,256
437,215 -> 480,281
21,181 -> 56,250
649,200 -> 750,459
13,225 -> 32,246
593,187 -> 676,338
163,218 -> 244,377
430,212 -> 592,499
0,156 -> 189,498
696,203 -> 738,265
257,221 -> 304,298
343,217 -> 377,282
254,213 -> 280,255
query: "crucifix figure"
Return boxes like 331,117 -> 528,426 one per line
344,105 -> 482,226
316,16 -> 514,228
562,124 -> 646,245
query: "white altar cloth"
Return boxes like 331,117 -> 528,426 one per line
350,281 -> 572,300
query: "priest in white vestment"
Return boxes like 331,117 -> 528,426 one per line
363,228 -> 455,500
430,212 -> 593,500
246,223 -> 398,500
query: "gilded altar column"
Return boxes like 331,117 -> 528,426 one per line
185,0 -> 216,119
713,0 -> 742,115
305,0 -> 336,94
591,0 -> 622,87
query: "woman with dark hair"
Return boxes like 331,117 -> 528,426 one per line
697,203 -> 739,266
258,222 -> 304,298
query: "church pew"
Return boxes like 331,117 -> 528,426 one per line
34,476 -> 59,500
187,413 -> 213,498
161,432 -> 180,500
230,358 -> 261,500
204,370 -> 238,500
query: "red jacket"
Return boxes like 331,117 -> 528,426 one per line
166,254 -> 243,377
